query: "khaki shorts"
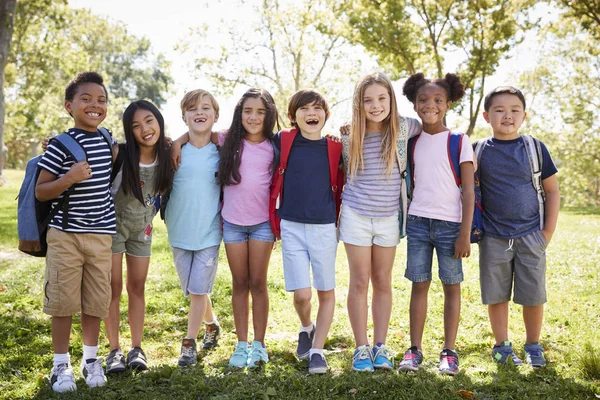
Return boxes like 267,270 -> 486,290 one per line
43,228 -> 112,317
478,230 -> 547,306
112,210 -> 155,257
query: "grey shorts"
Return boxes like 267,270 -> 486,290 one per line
172,245 -> 220,296
478,230 -> 547,306
112,210 -> 155,257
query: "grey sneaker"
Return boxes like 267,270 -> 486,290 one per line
178,338 -> 198,367
308,353 -> 328,374
296,325 -> 315,360
127,347 -> 148,371
106,349 -> 126,373
202,323 -> 221,350
50,363 -> 77,393
524,342 -> 546,367
80,357 -> 107,388
492,341 -> 523,366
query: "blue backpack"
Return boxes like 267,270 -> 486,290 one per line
17,128 -> 113,257
406,131 -> 483,243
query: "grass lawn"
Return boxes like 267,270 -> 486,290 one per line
1,169 -> 599,399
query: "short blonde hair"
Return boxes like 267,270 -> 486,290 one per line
180,89 -> 219,117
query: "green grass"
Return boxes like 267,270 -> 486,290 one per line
1,169 -> 599,399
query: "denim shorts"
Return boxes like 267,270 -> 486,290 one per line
172,245 -> 220,296
222,219 -> 275,244
339,205 -> 400,247
479,230 -> 547,306
405,215 -> 463,285
280,219 -> 338,292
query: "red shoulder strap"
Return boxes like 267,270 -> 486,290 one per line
278,128 -> 298,172
325,137 -> 342,189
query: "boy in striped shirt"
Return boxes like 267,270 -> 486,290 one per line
36,72 -> 116,393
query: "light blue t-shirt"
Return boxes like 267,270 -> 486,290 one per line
165,142 -> 222,250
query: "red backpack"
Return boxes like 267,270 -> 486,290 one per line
269,128 -> 344,239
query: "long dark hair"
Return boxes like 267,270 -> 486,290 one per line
219,88 -> 280,186
121,100 -> 172,205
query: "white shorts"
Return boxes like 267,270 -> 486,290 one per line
339,205 -> 400,247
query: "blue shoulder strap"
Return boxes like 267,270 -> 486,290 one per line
447,132 -> 463,187
54,133 -> 86,163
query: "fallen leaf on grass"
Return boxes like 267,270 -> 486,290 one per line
0,285 -> 7,292
349,388 -> 358,394
457,390 -> 476,399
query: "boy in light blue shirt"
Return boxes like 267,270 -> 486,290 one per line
166,89 -> 222,366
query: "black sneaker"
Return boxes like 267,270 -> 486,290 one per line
296,325 -> 315,360
308,353 -> 328,374
127,347 -> 148,371
202,323 -> 221,350
178,338 -> 198,367
106,349 -> 126,374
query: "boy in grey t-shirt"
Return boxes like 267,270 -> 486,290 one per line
478,86 -> 559,367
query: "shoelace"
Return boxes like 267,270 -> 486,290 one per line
527,348 -> 543,357
355,347 -> 372,361
375,346 -> 393,360
233,345 -> 249,357
181,343 -> 195,358
54,363 -> 73,378
85,358 -> 105,377
441,355 -> 457,367
204,329 -> 218,342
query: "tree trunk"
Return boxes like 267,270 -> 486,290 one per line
0,0 -> 17,183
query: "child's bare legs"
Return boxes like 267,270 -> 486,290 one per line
105,253 -> 124,351
488,302 -> 509,345
408,281 -> 431,349
313,289 -> 335,349
226,242 -> 251,342
523,305 -> 544,344
345,244 -> 371,347
81,313 -> 101,347
52,316 -> 73,354
125,255 -> 150,348
442,283 -> 461,349
187,294 -> 208,339
294,287 -> 313,328
204,295 -> 215,322
371,245 -> 395,345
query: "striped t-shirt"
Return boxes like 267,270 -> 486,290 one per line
37,128 -> 116,234
342,132 -> 401,218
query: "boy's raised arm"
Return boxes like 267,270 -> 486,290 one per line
541,175 -> 559,244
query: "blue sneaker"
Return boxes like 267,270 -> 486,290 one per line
492,341 -> 523,366
439,349 -> 459,376
248,341 -> 269,368
372,343 -> 394,370
524,342 -> 546,367
308,353 -> 328,374
398,346 -> 423,371
229,341 -> 250,368
296,325 -> 315,360
352,345 -> 374,372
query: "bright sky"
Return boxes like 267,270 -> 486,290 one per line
69,0 -> 539,137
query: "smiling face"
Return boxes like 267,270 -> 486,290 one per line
363,83 -> 391,132
131,108 -> 161,150
242,97 -> 267,141
291,101 -> 327,137
414,83 -> 450,133
64,82 -> 107,131
183,95 -> 218,135
483,93 -> 526,140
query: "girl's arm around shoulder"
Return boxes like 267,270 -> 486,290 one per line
541,174 -> 559,244
403,116 -> 422,138
455,160 -> 475,259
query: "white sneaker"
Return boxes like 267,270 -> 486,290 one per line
81,357 -> 107,388
50,363 -> 77,393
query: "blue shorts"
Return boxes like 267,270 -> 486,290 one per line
280,219 -> 337,292
172,245 -> 220,296
405,215 -> 463,285
222,219 -> 275,244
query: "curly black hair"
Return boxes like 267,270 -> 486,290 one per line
65,71 -> 108,102
402,72 -> 465,104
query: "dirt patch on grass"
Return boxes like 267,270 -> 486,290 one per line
0,250 -> 28,260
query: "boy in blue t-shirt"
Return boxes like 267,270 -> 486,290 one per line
274,89 -> 339,374
478,86 -> 559,367
36,72 -> 116,392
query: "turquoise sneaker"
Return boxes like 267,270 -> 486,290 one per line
229,341 -> 250,368
352,345 -> 374,372
373,343 -> 394,369
248,341 -> 269,368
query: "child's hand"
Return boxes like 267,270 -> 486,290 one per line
540,228 -> 553,245
66,161 -> 92,184
171,144 -> 182,171
164,137 -> 173,149
42,137 -> 52,151
453,235 -> 471,259
339,123 -> 350,136
324,134 -> 341,143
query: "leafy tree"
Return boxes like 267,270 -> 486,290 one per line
4,0 -> 173,168
0,0 -> 17,181
180,0 -> 372,126
336,0 -> 536,135
557,0 -> 600,39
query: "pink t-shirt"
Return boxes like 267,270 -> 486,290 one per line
218,132 -> 274,226
408,130 -> 474,223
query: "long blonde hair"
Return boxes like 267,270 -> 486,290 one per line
349,72 -> 399,177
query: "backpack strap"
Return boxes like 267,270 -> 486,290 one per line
325,137 -> 344,225
111,143 -> 126,183
406,133 -> 420,198
473,138 -> 488,166
397,116 -> 410,238
278,129 -> 297,174
447,132 -> 463,187
522,135 -> 546,230
270,140 -> 281,175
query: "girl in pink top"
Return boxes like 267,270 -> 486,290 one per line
217,89 -> 280,368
